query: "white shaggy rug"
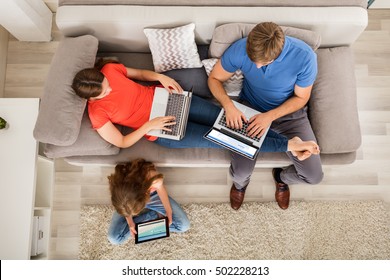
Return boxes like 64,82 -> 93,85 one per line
79,200 -> 390,260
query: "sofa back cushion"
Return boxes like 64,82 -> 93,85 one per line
310,46 -> 361,153
33,35 -> 98,146
59,0 -> 367,9
56,4 -> 367,52
209,23 -> 321,58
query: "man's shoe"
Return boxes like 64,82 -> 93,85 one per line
272,168 -> 290,210
230,184 -> 246,210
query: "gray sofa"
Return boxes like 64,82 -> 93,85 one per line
33,0 -> 368,167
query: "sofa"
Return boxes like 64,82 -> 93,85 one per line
33,0 -> 368,167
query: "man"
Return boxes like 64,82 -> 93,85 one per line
208,22 -> 323,210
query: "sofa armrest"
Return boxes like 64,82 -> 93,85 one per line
33,35 -> 98,146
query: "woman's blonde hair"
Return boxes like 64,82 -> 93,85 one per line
108,158 -> 163,217
246,22 -> 285,63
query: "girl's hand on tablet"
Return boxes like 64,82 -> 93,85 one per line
130,226 -> 137,238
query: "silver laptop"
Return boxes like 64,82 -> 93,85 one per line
147,87 -> 193,140
204,101 -> 270,160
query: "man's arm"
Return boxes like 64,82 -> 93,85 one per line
208,60 -> 247,129
247,84 -> 312,137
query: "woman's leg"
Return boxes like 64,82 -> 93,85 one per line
154,96 -> 222,148
156,96 -> 290,150
260,129 -> 288,152
155,121 -> 223,148
107,211 -> 132,245
107,210 -> 161,245
144,192 -> 190,233
188,95 -> 221,126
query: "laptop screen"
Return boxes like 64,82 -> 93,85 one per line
205,129 -> 258,159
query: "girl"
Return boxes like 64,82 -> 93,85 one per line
107,158 -> 189,245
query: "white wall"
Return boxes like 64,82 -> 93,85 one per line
0,26 -> 8,98
0,0 -> 52,41
371,0 -> 390,8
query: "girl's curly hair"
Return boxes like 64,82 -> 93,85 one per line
108,158 -> 163,217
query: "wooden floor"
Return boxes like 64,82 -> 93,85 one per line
2,10 -> 390,259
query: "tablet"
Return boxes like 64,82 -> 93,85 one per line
135,217 -> 170,244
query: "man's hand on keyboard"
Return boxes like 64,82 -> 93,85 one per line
247,113 -> 272,138
147,116 -> 176,132
224,104 -> 248,130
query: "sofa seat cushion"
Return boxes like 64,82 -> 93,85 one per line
33,35 -> 98,146
310,46 -> 361,153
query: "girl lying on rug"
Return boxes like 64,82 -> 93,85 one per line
107,158 -> 190,245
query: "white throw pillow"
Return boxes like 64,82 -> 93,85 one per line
202,58 -> 243,97
144,23 -> 203,73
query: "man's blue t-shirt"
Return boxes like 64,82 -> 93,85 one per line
221,36 -> 317,112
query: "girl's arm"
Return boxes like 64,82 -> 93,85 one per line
152,178 -> 173,225
125,216 -> 137,238
125,67 -> 183,93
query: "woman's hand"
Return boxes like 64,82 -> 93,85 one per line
146,116 -> 176,132
158,74 -> 183,93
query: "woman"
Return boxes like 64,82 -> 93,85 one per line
72,60 -> 320,158
107,158 -> 189,245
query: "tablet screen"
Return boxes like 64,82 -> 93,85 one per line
135,217 -> 169,244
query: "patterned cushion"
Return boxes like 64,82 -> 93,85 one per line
144,23 -> 203,73
202,58 -> 243,97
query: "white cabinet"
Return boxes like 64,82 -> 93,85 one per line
32,156 -> 54,259
0,98 -> 53,260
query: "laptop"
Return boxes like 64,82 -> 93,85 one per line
204,101 -> 270,160
147,87 -> 193,140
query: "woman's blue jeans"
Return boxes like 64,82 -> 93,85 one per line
107,192 -> 190,245
154,95 -> 288,152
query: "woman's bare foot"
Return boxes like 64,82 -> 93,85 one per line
287,137 -> 320,161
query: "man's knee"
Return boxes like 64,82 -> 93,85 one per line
300,169 -> 324,185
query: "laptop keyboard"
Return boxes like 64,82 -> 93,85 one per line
162,93 -> 185,136
218,112 -> 261,141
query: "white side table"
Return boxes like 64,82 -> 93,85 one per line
0,98 -> 53,260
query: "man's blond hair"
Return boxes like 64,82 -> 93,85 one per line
246,22 -> 285,63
